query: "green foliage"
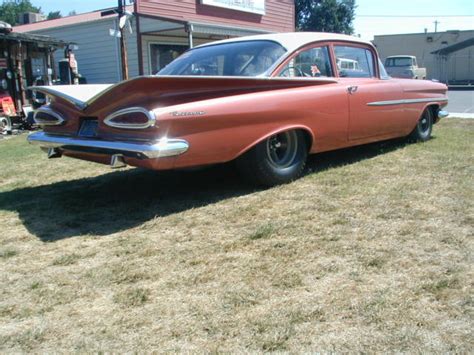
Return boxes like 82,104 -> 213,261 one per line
46,10 -> 61,20
0,0 -> 41,25
295,0 -> 356,34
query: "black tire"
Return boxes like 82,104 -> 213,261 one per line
409,108 -> 433,142
237,130 -> 308,186
0,116 -> 12,135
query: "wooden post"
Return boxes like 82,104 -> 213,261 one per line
118,0 -> 129,81
120,26 -> 129,80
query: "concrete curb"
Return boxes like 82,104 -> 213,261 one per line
449,113 -> 474,119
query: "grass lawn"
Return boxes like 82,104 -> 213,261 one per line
0,119 -> 473,352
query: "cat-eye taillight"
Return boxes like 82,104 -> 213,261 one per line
104,107 -> 156,129
33,107 -> 64,126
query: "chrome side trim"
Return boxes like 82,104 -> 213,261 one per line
438,110 -> 449,119
367,98 -> 449,106
27,132 -> 188,159
104,107 -> 156,129
33,106 -> 65,126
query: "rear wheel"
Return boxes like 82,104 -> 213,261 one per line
0,116 -> 12,135
409,108 -> 433,142
237,130 -> 308,186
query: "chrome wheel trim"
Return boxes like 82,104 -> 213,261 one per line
419,111 -> 431,134
265,131 -> 299,169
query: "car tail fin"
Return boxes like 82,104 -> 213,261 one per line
28,84 -> 112,110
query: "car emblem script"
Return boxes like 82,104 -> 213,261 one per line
171,111 -> 206,117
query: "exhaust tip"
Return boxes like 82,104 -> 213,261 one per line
111,154 -> 127,168
47,148 -> 62,159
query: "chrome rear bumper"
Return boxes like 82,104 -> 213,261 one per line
27,131 -> 189,159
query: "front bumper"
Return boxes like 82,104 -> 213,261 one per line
27,131 -> 189,159
437,110 -> 449,119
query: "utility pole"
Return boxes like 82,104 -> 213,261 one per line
434,20 -> 440,33
118,0 -> 129,81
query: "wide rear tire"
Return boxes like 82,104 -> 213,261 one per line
409,108 -> 433,142
237,130 -> 308,186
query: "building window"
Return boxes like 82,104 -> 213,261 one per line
149,43 -> 188,75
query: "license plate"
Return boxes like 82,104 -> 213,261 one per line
78,119 -> 98,138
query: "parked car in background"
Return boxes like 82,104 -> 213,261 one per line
384,55 -> 427,79
28,33 -> 448,186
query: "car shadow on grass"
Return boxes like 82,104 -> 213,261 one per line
0,138 -> 412,242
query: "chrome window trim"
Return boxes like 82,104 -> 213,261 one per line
104,107 -> 156,129
367,98 -> 448,106
33,106 -> 65,126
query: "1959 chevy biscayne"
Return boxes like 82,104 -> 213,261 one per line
28,32 -> 448,186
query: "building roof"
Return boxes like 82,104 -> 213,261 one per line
431,37 -> 474,56
196,32 -> 373,52
0,31 -> 67,47
374,29 -> 474,38
13,6 -> 133,33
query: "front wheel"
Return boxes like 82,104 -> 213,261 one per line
237,130 -> 308,186
0,116 -> 12,135
409,108 -> 433,142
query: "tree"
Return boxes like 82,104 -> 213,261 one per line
68,10 -> 77,16
295,0 -> 356,34
0,0 -> 41,25
47,10 -> 61,20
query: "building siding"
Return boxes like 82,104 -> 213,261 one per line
136,0 -> 295,32
31,19 -> 140,84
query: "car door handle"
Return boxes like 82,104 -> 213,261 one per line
347,85 -> 358,94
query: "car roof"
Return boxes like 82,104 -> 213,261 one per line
195,32 -> 374,53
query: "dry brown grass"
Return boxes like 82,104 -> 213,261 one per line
0,119 -> 473,352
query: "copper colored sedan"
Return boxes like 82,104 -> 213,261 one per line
28,33 -> 448,186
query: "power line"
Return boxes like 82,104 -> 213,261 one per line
358,14 -> 474,18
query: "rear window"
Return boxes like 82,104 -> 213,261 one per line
158,40 -> 286,77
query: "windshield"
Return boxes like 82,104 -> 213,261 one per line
385,57 -> 414,67
158,40 -> 287,77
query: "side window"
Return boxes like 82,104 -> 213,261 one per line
279,46 -> 333,78
334,46 -> 376,78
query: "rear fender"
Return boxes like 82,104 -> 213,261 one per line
235,124 -> 315,159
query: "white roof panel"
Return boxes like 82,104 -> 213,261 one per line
195,32 -> 374,53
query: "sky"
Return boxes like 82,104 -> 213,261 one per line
353,0 -> 474,40
36,0 -> 474,41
